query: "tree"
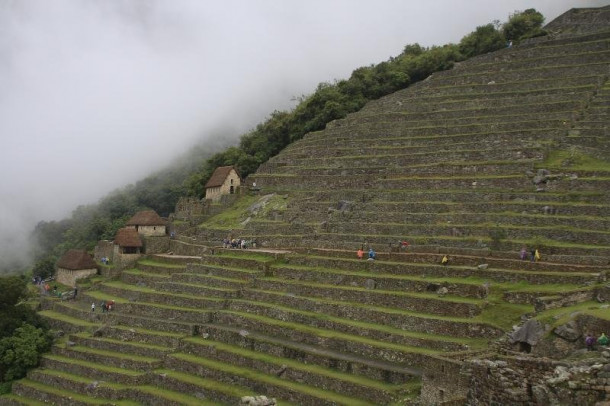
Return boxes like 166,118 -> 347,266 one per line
0,324 -> 52,382
31,258 -> 55,280
459,24 -> 505,58
503,9 -> 545,42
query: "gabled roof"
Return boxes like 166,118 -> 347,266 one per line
114,227 -> 143,247
56,249 -> 97,270
126,210 -> 166,226
205,166 -> 240,188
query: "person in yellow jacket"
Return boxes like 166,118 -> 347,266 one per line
441,255 -> 449,266
534,249 -> 541,262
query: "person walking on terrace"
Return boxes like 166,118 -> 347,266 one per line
91,302 -> 95,312
598,333 -> 609,347
368,248 -> 376,260
534,249 -> 541,262
357,248 -> 364,260
520,247 -> 527,260
585,333 -> 595,351
441,255 -> 449,266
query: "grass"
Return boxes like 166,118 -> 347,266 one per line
535,301 -> 610,327
231,297 -> 483,347
541,149 -> 610,171
201,193 -> 288,230
220,309 -> 442,355
43,353 -> 144,376
171,353 -> 376,406
477,301 -> 533,331
183,337 -> 407,391
14,379 -> 139,405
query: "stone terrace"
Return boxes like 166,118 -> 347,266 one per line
248,29 -> 610,261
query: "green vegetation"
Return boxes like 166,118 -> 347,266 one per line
0,276 -> 52,394
541,149 -> 610,171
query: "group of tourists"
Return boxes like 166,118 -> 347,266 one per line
585,332 -> 609,351
356,248 -> 377,260
222,238 -> 252,249
520,247 -> 541,262
92,300 -> 115,313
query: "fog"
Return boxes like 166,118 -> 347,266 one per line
0,0 -> 605,271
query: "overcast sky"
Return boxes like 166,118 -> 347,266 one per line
0,0 -> 606,269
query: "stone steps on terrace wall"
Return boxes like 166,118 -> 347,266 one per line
97,281 -> 227,310
249,173 -> 531,191
431,50 -> 610,79
100,324 -> 186,348
402,75 -> 605,100
353,100 -> 585,126
50,344 -> 162,372
267,262 -> 505,299
236,279 -> 481,318
69,332 -> 174,359
274,161 -> 535,178
177,337 -> 408,405
286,200 -> 610,219
147,369 -> 256,406
357,89 -> 594,117
156,280 -> 240,299
0,393 -> 47,406
297,118 -> 564,144
360,81 -> 599,114
40,353 -> 146,385
164,357 -> 379,406
343,108 -> 578,132
197,322 -> 420,383
316,220 -> 610,245
289,128 -> 560,151
9,379 -> 128,406
75,291 -> 212,329
121,269 -> 171,286
264,150 -> 541,172
291,248 -> 608,274
25,368 -> 218,406
233,291 -> 483,350
246,226 -> 610,261
459,31 -> 610,64
164,353 -> 373,406
212,311 -> 444,372
25,369 -> 135,405
274,135 -> 554,162
319,210 -> 610,232
280,189 -> 610,205
238,287 -> 500,339
253,174 -> 610,194
241,230 -> 610,259
38,309 -> 100,335
185,262 -> 264,280
279,253 -> 603,284
418,61 -> 610,88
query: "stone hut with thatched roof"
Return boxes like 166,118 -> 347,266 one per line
126,210 -> 167,237
113,227 -> 143,267
205,166 -> 241,201
56,249 -> 98,287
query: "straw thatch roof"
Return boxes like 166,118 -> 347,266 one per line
56,249 -> 97,270
114,227 -> 143,247
126,210 -> 166,226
